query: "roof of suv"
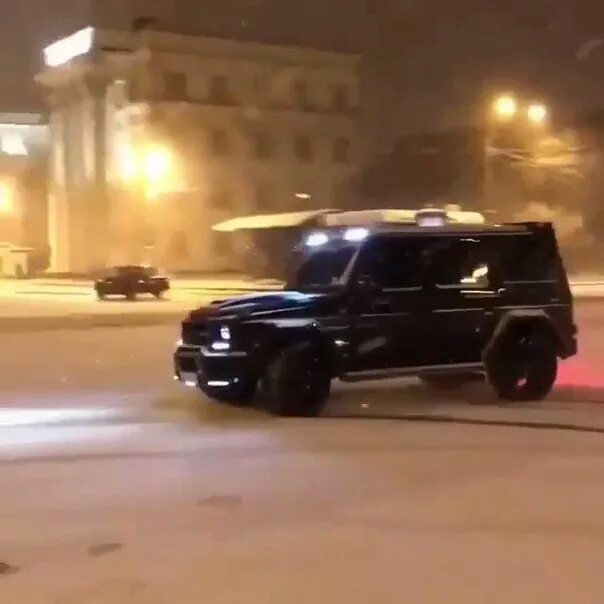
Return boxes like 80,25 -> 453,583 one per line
309,222 -> 551,238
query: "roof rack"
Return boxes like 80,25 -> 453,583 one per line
212,207 -> 486,232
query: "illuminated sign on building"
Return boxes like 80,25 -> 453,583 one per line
43,27 -> 94,68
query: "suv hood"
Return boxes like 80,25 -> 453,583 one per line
189,290 -> 338,322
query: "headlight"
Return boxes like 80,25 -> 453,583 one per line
220,325 -> 231,341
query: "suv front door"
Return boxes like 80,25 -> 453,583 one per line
349,235 -> 429,372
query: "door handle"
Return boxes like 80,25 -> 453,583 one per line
462,287 -> 506,298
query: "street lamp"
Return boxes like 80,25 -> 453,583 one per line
527,103 -> 548,125
0,181 -> 14,213
119,143 -> 174,199
492,94 -> 518,120
484,94 -> 550,206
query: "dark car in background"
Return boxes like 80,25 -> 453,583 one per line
94,265 -> 170,300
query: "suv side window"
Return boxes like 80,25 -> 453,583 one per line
358,236 -> 425,290
427,238 -> 498,290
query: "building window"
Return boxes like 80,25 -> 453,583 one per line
210,129 -> 231,155
254,74 -> 267,93
292,79 -> 309,110
331,84 -> 350,112
334,137 -> 351,163
164,72 -> 188,100
209,75 -> 230,105
294,135 -> 313,161
252,131 -> 273,159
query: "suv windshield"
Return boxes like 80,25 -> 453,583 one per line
287,241 -> 359,290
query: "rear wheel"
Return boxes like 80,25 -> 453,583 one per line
153,290 -> 164,299
261,342 -> 331,417
125,290 -> 137,301
486,328 -> 558,402
96,291 -> 106,301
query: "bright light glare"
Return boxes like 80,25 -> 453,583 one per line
492,94 -> 517,119
296,192 -> 311,200
207,380 -> 231,387
211,341 -> 231,351
0,182 -> 14,213
306,232 -> 329,247
528,103 -> 548,124
344,227 -> 369,242
417,216 -> 446,227
143,146 -> 172,184
44,27 -> 94,67
1,133 -> 27,156
220,326 -> 231,340
119,145 -> 137,182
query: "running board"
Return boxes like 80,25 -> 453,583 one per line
341,363 -> 484,383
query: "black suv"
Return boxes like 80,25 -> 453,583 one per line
174,221 -> 577,416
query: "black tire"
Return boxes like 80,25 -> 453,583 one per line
261,342 -> 331,417
153,290 -> 164,299
96,291 -> 106,301
125,290 -> 137,301
420,373 -> 483,390
486,328 -> 558,402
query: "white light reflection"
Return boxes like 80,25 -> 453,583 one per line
305,232 -> 329,247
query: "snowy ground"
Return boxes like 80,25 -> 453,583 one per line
2,303 -> 604,602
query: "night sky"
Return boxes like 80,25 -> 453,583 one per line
1,0 -> 603,136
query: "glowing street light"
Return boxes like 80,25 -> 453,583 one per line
492,94 -> 518,120
0,181 -> 14,213
119,143 -> 175,198
527,103 -> 548,125
143,145 -> 172,186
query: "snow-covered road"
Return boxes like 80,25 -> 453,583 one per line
2,304 -> 604,601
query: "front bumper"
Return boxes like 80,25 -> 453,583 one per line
173,344 -> 202,387
173,344 -> 253,389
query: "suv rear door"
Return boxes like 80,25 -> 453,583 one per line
425,235 -> 503,365
349,235 -> 430,371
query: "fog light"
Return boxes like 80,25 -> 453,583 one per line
211,341 -> 231,351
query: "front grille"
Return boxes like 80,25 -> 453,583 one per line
182,321 -> 207,346
179,356 -> 197,373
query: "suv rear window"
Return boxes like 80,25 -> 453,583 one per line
498,233 -> 558,282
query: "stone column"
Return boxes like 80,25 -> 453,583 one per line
47,91 -> 70,272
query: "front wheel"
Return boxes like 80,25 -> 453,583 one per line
260,342 -> 331,417
486,329 -> 558,402
96,291 -> 106,301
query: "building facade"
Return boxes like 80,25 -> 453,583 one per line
36,27 -> 359,273
0,113 -> 49,273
